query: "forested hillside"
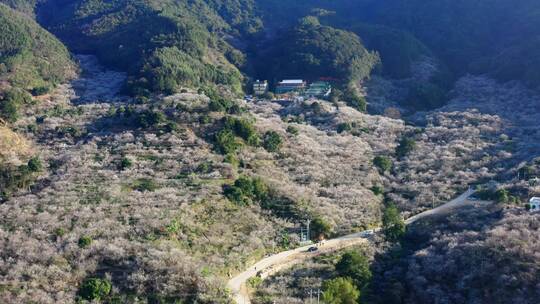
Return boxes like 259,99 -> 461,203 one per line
0,3 -> 75,92
0,0 -> 38,15
5,0 -> 540,96
33,0 -> 260,96
253,17 -> 380,84
0,2 -> 75,201
260,0 -> 540,89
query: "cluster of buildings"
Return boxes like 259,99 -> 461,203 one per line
252,79 -> 332,99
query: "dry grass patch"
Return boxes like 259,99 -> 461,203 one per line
0,125 -> 33,164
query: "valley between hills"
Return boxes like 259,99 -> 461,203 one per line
1,1 -> 540,303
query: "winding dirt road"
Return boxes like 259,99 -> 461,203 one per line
228,188 -> 487,303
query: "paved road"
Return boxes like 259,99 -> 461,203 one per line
405,188 -> 475,224
227,231 -> 371,304
227,188 -> 484,303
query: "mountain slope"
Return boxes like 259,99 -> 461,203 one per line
33,0 -> 261,95
0,1 -> 539,303
0,2 -> 75,201
370,206 -> 540,304
0,2 -> 75,92
257,0 -> 540,89
254,18 -> 380,83
0,0 -> 38,15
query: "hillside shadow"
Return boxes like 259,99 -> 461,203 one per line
437,76 -> 540,163
364,205 -> 506,304
70,54 -> 128,104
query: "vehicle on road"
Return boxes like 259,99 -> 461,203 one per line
360,229 -> 375,237
307,246 -> 318,252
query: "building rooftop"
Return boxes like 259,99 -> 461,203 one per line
279,79 -> 304,84
309,82 -> 331,88
530,197 -> 540,203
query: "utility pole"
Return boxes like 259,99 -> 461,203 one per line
306,287 -> 322,303
307,288 -> 313,304
306,219 -> 311,242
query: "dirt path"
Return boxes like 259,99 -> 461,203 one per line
228,188 -> 490,303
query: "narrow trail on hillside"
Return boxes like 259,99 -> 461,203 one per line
228,188 -> 492,304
